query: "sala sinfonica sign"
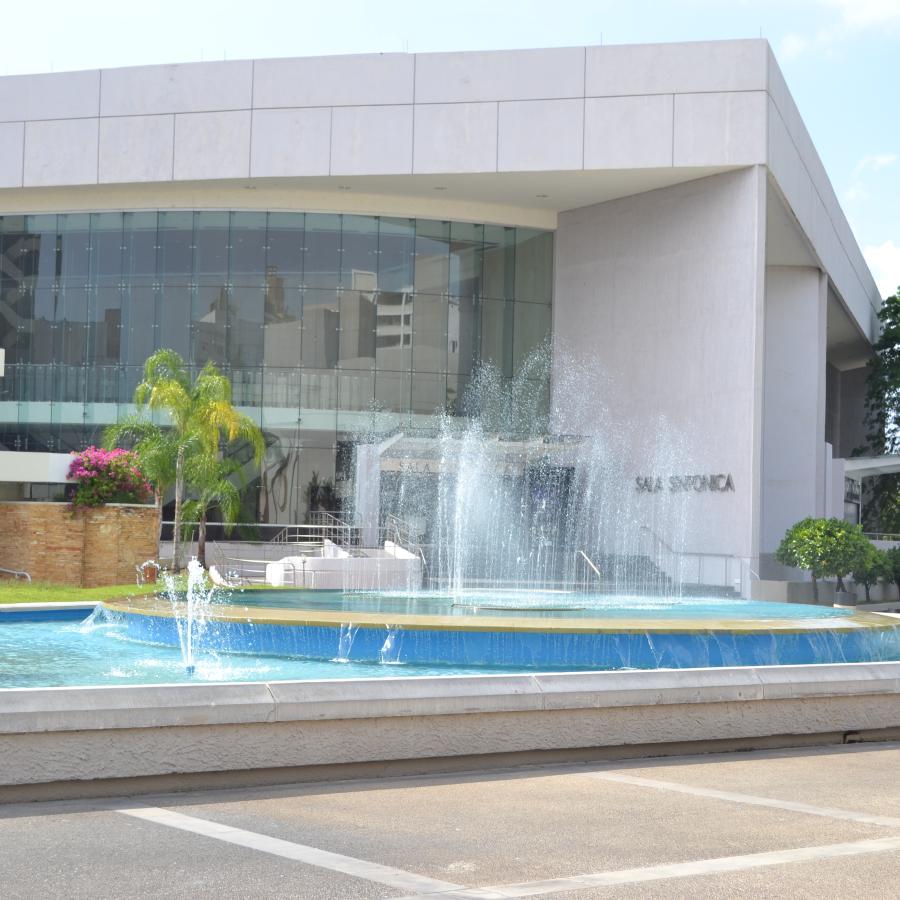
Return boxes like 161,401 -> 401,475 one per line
635,474 -> 735,494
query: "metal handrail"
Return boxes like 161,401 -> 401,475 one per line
0,566 -> 31,583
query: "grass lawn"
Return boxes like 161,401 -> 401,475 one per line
0,580 -> 161,605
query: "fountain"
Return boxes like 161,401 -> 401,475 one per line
94,351 -> 900,678
3,348 -> 900,689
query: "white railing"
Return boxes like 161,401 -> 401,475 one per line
0,566 -> 31,583
640,526 -> 752,597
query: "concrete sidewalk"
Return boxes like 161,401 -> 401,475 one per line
1,742 -> 898,898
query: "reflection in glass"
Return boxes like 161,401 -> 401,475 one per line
1,210 -> 554,516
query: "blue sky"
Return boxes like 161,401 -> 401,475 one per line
4,0 -> 898,297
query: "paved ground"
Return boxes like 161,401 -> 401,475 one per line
1,742 -> 899,898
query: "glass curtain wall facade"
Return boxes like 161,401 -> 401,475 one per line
0,211 -> 553,522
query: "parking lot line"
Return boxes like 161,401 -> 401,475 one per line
116,805 -> 465,895
397,835 -> 900,898
583,771 -> 900,828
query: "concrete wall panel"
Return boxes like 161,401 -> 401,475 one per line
24,119 -> 99,186
760,266 -> 827,571
253,54 -> 414,108
173,110 -> 251,181
585,40 -> 768,97
0,70 -> 100,123
0,122 -> 23,188
413,102 -> 498,174
250,107 -> 331,177
584,95 -> 673,169
100,61 -> 252,116
99,115 -> 174,183
673,91 -> 768,166
330,105 -> 413,175
553,170 -> 762,559
415,47 -> 585,103
498,99 -> 583,172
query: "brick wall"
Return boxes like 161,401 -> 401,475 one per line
0,502 -> 159,587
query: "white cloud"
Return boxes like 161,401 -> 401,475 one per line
843,153 -> 896,203
823,0 -> 900,29
865,240 -> 900,298
780,0 -> 900,59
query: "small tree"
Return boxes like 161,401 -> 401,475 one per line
884,546 -> 900,599
862,285 -> 900,531
775,517 -> 871,601
852,543 -> 887,603
181,455 -> 244,569
104,350 -> 264,571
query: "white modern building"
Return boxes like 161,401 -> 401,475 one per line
0,40 -> 880,591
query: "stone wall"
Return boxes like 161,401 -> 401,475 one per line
0,502 -> 158,586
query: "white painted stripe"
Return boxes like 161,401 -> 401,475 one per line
397,835 -> 900,898
584,771 -> 900,829
116,806 -> 464,894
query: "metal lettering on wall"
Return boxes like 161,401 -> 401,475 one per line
635,474 -> 735,494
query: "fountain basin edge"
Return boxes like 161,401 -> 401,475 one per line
104,597 -> 900,669
1,658 -> 899,801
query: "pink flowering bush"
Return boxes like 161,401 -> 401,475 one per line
67,446 -> 153,509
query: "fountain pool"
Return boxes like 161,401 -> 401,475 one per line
3,592 -> 899,689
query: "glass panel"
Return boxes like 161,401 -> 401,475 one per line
262,367 -> 302,410
300,289 -> 339,368
193,212 -> 229,285
90,285 -> 122,365
191,285 -> 227,365
338,370 -> 375,412
263,282 -> 302,367
228,285 -> 264,367
414,219 -> 449,294
374,370 -> 411,413
483,225 -> 516,300
24,215 -> 59,286
158,211 -> 193,283
59,282 -> 89,365
412,372 -> 447,415
513,301 -> 552,372
123,285 -> 157,366
304,213 -> 341,289
375,291 -> 412,372
341,215 -> 378,289
412,294 -> 447,373
58,214 -> 91,287
266,212 -> 304,288
159,285 -> 191,360
448,295 -> 478,378
514,229 -> 553,303
230,367 -> 262,407
300,368 -> 338,410
339,290 -> 376,369
30,284 -> 59,364
90,212 -> 124,286
378,217 -> 414,293
449,221 -> 483,299
480,298 -> 513,376
123,212 -> 158,285
229,211 -> 267,283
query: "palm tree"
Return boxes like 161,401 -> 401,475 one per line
106,349 -> 264,571
181,455 -> 244,569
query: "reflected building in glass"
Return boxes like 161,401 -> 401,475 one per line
0,212 -> 552,522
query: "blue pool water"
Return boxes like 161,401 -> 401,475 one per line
0,612 -> 497,688
209,588 -> 855,620
3,595 -> 899,689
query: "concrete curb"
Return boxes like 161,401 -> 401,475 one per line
2,614 -> 899,796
